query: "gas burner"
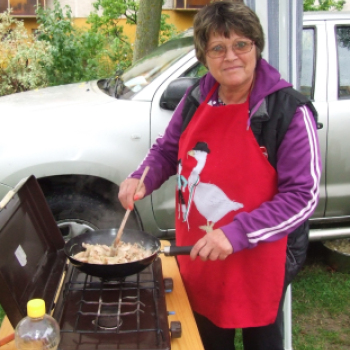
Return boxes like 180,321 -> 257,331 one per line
100,277 -> 126,283
94,305 -> 123,329
92,297 -> 146,330
52,258 -> 173,350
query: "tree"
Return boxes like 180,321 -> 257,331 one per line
304,0 -> 345,11
88,0 -> 177,64
87,0 -> 138,39
133,0 -> 163,63
87,0 -> 136,71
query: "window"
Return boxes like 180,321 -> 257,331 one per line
0,1 -> 7,13
1,0 -> 45,16
98,36 -> 195,99
174,0 -> 211,9
336,26 -> 350,99
182,62 -> 207,78
300,27 -> 316,100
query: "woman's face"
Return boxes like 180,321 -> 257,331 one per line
205,31 -> 257,91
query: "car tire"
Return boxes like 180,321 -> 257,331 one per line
46,192 -> 141,241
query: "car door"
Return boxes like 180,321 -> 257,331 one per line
300,20 -> 328,219
324,18 -> 350,218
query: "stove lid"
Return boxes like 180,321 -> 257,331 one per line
0,175 -> 66,328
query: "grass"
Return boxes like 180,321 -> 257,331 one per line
0,306 -> 4,324
291,242 -> 350,350
0,242 -> 349,349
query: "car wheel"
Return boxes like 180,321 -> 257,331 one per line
46,192 -> 141,241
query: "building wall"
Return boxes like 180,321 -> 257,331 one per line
18,0 -> 350,45
118,10 -> 196,42
163,0 -> 173,9
22,1 -> 197,42
44,0 -> 186,17
46,0 -> 95,17
22,18 -> 41,34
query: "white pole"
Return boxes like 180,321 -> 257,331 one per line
283,285 -> 293,350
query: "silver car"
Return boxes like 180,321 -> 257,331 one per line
1,12 -> 350,240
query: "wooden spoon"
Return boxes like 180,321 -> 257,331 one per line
112,166 -> 150,249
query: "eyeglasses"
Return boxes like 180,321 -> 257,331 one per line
206,40 -> 254,59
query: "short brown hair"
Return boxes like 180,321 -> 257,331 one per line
193,1 -> 265,65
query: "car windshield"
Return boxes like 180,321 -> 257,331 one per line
98,36 -> 194,99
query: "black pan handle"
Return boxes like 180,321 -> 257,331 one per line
162,245 -> 193,256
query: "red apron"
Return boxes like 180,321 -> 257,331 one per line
176,83 -> 287,328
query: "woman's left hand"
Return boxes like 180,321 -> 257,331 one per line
190,229 -> 234,261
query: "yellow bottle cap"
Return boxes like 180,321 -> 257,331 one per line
27,299 -> 46,318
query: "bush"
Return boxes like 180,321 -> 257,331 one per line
36,1 -> 122,86
0,11 -> 52,96
304,0 -> 345,11
0,0 -> 177,95
159,13 -> 179,45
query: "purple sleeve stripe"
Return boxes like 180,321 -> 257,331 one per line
247,105 -> 321,243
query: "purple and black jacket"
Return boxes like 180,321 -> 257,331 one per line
130,58 -> 322,255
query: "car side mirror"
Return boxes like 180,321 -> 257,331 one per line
160,77 -> 199,111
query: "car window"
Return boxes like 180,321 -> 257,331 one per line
336,26 -> 350,99
121,36 -> 194,97
300,27 -> 315,100
182,63 -> 208,78
98,36 -> 194,99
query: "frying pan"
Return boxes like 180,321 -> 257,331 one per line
64,228 -> 192,279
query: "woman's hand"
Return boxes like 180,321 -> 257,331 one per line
118,178 -> 146,211
190,229 -> 234,261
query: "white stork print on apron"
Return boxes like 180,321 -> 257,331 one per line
183,142 -> 244,232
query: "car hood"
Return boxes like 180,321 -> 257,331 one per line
0,81 -> 113,112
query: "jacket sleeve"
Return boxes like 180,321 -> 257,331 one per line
129,95 -> 187,195
221,105 -> 322,252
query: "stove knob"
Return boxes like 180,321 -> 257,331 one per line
170,321 -> 182,338
163,278 -> 173,292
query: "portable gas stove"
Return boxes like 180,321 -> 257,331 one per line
0,176 -> 190,350
53,258 -> 178,349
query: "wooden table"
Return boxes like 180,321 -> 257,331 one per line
0,241 -> 204,350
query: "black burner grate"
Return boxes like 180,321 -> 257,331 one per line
53,258 -> 171,350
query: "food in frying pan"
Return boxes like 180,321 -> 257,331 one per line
72,242 -> 153,264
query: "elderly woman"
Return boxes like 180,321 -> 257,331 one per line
118,2 -> 321,350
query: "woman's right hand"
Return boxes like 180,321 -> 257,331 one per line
118,178 -> 146,211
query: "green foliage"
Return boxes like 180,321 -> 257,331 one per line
88,0 -> 178,50
0,304 -> 4,323
292,242 -> 350,349
87,0 -> 134,71
36,0 -> 119,86
1,0 -> 178,93
159,13 -> 179,45
0,10 -> 52,96
304,0 -> 346,11
160,0 -> 179,44
87,0 -> 138,36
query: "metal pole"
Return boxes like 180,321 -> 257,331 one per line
309,227 -> 350,241
283,286 -> 293,350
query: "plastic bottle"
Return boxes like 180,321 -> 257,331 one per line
14,299 -> 60,350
